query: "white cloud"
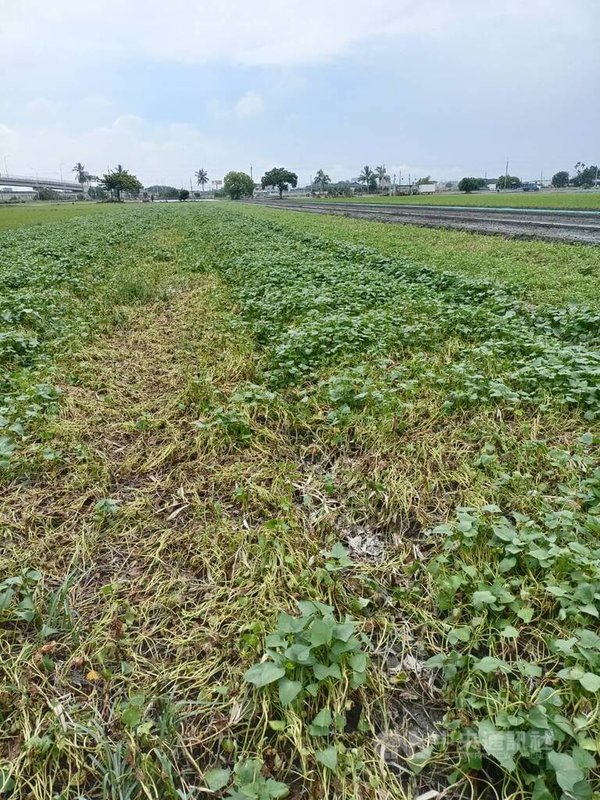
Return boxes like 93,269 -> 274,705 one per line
0,0 -> 583,70
80,95 -> 115,119
0,1 -> 595,185
235,91 -> 264,118
0,115 -> 230,187
25,99 -> 59,119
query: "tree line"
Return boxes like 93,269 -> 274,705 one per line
221,167 -> 299,199
551,163 -> 599,188
64,157 -> 600,203
457,162 -> 598,193
68,162 -> 399,202
67,163 -> 301,202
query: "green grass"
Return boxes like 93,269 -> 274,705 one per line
300,190 -> 600,210
240,203 -> 600,308
1,204 -> 598,799
0,201 -> 128,231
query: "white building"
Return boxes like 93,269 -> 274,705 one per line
0,186 -> 37,201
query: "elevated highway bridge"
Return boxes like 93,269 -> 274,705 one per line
0,173 -> 82,194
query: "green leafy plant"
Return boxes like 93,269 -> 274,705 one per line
425,498 -> 600,798
0,569 -> 76,641
205,759 -> 288,798
0,569 -> 42,623
244,600 -> 368,706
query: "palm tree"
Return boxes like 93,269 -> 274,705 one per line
358,165 -> 375,193
313,169 -> 331,193
195,168 -> 208,192
72,161 -> 90,187
375,165 -> 389,193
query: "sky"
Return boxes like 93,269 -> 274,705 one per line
0,0 -> 598,188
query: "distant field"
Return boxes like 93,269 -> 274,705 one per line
301,190 -> 600,210
0,201 -> 124,230
243,204 -> 600,308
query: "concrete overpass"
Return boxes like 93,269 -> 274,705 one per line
0,173 -> 82,194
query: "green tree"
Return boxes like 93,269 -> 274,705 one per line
72,162 -> 90,187
261,167 -> 298,199
178,188 -> 190,201
145,185 -> 179,199
497,174 -> 522,189
458,177 -> 482,193
375,165 -> 388,192
101,165 -> 143,201
313,169 -> 330,193
195,168 -> 208,192
224,171 -> 254,200
358,165 -> 377,193
88,185 -> 108,200
551,171 -> 569,188
37,187 -> 61,201
326,181 -> 353,198
572,162 -> 599,188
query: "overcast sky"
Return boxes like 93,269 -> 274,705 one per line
1,0 -> 598,187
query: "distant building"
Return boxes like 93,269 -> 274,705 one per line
253,186 -> 279,197
0,186 -> 37,201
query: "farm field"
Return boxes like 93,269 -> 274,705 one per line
0,201 -> 126,232
298,191 -> 600,211
1,203 -> 599,799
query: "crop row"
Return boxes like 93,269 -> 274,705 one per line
184,206 -> 599,798
0,207 -> 180,467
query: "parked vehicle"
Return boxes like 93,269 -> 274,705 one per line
522,182 -> 540,192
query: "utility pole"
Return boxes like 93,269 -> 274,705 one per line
504,159 -> 509,191
250,163 -> 253,182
